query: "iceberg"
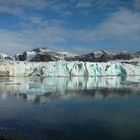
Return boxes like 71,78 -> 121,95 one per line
0,60 -> 140,77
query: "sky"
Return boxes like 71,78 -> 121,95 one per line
0,0 -> 140,55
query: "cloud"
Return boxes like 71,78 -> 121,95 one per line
0,0 -> 71,17
75,0 -> 93,8
0,0 -> 47,18
0,0 -> 140,55
0,8 -> 140,55
0,0 -> 47,9
134,0 -> 140,10
20,16 -> 66,29
0,5 -> 25,16
75,0 -> 129,9
73,9 -> 140,42
0,23 -> 69,55
0,29 -> 31,55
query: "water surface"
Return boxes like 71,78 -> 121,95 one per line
0,76 -> 140,140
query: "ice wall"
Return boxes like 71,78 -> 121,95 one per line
0,60 -> 140,77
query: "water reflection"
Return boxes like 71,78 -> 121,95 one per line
0,76 -> 140,103
0,77 -> 140,140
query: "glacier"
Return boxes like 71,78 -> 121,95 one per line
0,60 -> 140,77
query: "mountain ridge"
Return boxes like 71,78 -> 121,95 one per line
0,48 -> 140,62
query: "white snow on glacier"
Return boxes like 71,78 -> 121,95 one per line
0,60 -> 140,77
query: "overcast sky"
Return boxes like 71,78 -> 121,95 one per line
0,0 -> 140,55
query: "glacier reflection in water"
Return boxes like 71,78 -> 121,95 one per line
0,76 -> 140,103
0,76 -> 140,140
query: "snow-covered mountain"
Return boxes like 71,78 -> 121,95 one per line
0,48 -> 138,62
0,53 -> 14,60
14,48 -> 135,62
135,50 -> 140,57
15,48 -> 78,61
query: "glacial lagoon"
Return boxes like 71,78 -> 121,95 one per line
0,76 -> 140,140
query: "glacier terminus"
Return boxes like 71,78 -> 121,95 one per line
0,60 -> 140,77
